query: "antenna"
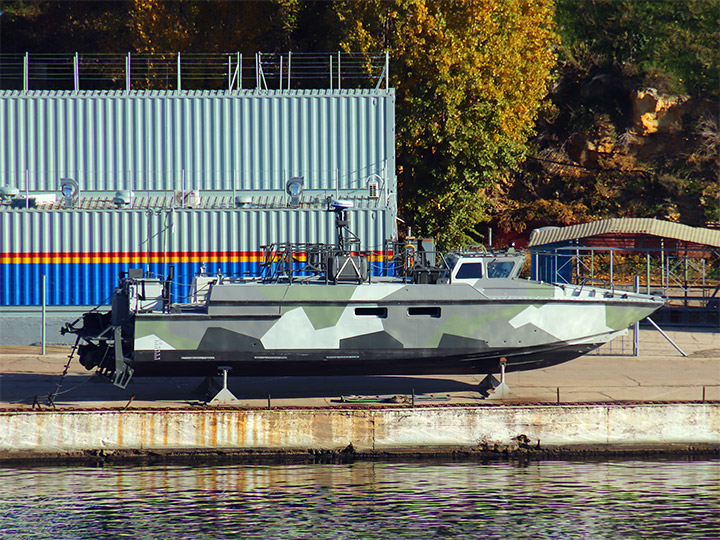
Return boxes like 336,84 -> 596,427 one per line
329,198 -> 358,254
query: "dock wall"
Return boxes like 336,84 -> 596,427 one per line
2,403 -> 719,459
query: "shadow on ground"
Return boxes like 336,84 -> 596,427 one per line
0,373 -> 481,405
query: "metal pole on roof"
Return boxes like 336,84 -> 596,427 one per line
73,52 -> 79,91
228,54 -> 232,90
177,52 -> 181,91
337,51 -> 341,90
646,251 -> 651,294
385,50 -> 389,91
23,52 -> 29,92
126,53 -> 131,92
237,52 -> 241,90
280,55 -> 283,91
287,51 -> 291,90
329,54 -> 333,90
259,54 -> 268,90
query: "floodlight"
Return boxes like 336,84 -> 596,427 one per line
0,186 -> 19,200
59,178 -> 79,207
286,177 -> 304,208
235,195 -> 253,207
113,190 -> 133,207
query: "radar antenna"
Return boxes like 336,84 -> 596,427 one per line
329,198 -> 359,254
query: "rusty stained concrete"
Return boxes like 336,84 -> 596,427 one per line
1,404 -> 719,457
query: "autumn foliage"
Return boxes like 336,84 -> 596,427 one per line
2,0 -> 716,244
336,0 -> 558,247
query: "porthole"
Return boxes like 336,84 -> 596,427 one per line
407,307 -> 441,318
355,307 -> 387,318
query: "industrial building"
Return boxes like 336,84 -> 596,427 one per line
0,53 -> 397,344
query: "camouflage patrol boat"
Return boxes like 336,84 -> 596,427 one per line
64,206 -> 664,388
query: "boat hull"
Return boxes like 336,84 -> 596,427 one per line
127,339 -> 608,377
70,279 -> 664,383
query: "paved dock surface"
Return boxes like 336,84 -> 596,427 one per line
1,328 -> 718,409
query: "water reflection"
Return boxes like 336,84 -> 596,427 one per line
1,459 -> 718,540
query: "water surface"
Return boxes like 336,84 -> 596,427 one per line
1,459 -> 718,539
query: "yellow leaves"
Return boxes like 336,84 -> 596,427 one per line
130,0 -> 190,55
336,0 -> 558,246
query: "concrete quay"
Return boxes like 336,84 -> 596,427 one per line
2,403 -> 718,462
1,327 -> 718,461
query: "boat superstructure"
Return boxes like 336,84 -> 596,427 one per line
63,206 -> 664,388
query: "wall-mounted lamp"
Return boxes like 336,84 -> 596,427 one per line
59,178 -> 79,207
0,186 -> 19,201
113,190 -> 134,207
286,177 -> 304,208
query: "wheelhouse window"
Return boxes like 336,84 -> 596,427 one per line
354,307 -> 388,318
487,261 -> 515,278
407,307 -> 441,318
455,262 -> 483,279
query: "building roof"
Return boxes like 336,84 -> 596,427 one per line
0,194 -> 384,212
528,218 -> 720,248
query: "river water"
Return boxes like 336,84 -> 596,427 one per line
1,458 -> 718,540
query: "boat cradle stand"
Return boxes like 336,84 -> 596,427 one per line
205,366 -> 242,405
480,357 -> 512,400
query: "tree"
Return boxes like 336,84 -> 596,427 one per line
497,0 -> 720,232
335,0 -> 558,247
556,0 -> 720,98
130,0 -> 191,54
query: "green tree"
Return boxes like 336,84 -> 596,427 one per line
0,1 -> 132,56
335,0 -> 558,247
497,0 -> 720,232
130,0 -> 191,54
556,0 -> 720,97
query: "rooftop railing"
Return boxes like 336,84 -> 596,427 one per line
0,51 -> 390,92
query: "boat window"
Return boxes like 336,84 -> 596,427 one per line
408,307 -> 441,318
487,261 -> 516,278
455,262 -> 483,279
354,307 -> 387,318
443,253 -> 460,270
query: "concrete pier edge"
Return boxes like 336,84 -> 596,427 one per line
2,402 -> 719,464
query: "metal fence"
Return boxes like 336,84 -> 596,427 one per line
0,52 -> 390,92
531,245 -> 720,326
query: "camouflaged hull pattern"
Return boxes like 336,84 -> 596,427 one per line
128,278 -> 663,376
